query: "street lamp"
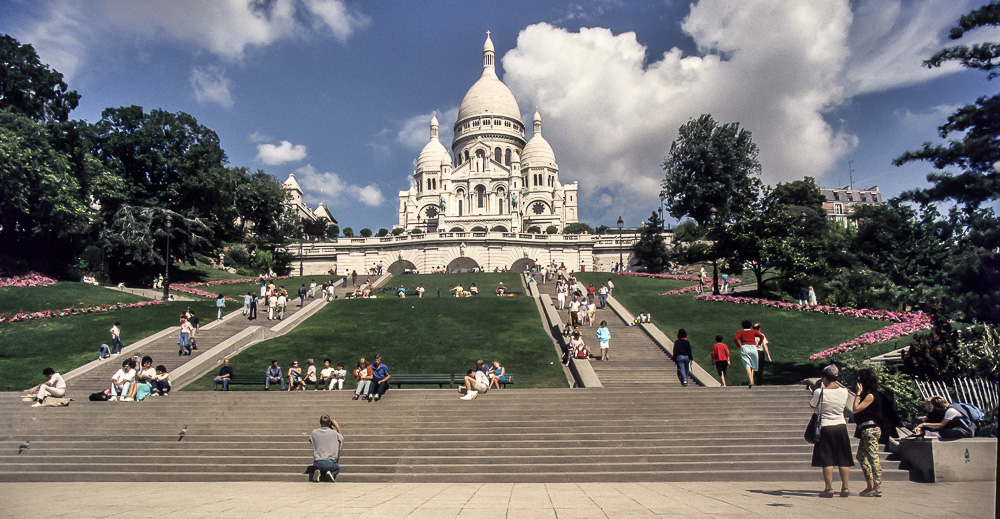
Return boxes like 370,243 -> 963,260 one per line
616,216 -> 624,272
163,214 -> 172,301
298,223 -> 305,277
709,207 -> 719,295
658,192 -> 666,227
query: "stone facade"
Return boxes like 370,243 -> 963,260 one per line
398,33 -> 578,234
821,185 -> 882,227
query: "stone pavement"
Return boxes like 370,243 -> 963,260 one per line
2,480 -> 993,518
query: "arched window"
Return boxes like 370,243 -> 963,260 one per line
494,147 -> 502,163
498,199 -> 504,214
476,185 -> 486,208
505,149 -> 511,166
464,150 -> 470,163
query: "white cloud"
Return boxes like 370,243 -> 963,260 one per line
13,0 -> 370,83
500,0 -> 983,218
190,66 -> 234,107
256,140 -> 308,165
295,164 -> 385,207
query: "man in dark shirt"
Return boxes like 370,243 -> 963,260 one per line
213,358 -> 233,390
368,354 -> 391,402
298,284 -> 308,307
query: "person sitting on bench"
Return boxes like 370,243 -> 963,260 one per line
265,360 -> 285,390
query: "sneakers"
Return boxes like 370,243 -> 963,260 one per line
123,397 -> 134,402
310,469 -> 320,483
367,395 -> 373,402
373,395 -> 380,402
109,396 -> 118,402
460,391 -> 478,400
31,402 -> 42,407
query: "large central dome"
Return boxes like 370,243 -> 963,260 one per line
456,33 -> 522,124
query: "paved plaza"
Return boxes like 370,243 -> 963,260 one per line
2,480 -> 993,518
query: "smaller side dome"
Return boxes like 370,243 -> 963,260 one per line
417,113 -> 449,171
521,109 -> 556,167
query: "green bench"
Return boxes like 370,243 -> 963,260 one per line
389,373 -> 515,389
227,374 -> 265,388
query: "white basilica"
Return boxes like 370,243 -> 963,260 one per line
398,32 -> 579,234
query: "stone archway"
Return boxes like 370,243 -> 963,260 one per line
471,226 -> 487,232
449,226 -> 464,232
510,257 -> 536,272
447,256 -> 480,273
387,259 -> 417,275
491,225 -> 508,232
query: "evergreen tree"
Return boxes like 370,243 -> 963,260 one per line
632,211 -> 669,273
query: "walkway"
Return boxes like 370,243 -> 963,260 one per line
533,274 -> 679,388
1,481 -> 992,518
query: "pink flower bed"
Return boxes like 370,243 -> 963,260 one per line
0,300 -> 163,323
694,294 -> 932,359
660,278 -> 741,296
0,272 -> 58,288
171,276 -> 290,302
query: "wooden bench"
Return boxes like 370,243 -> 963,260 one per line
227,374 -> 264,388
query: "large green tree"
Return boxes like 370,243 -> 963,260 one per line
662,114 -> 761,292
0,34 -> 80,123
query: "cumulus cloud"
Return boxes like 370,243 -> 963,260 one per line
256,140 -> 308,165
11,2 -> 90,80
190,66 -> 234,107
295,164 -> 385,207
500,0 -> 985,221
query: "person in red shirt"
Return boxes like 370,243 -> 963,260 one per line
710,335 -> 731,386
733,320 -> 765,388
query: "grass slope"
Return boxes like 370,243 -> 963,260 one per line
0,301 -> 217,391
188,275 -> 565,390
0,283 -> 149,315
573,273 -> 889,386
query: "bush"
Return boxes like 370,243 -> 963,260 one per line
225,244 -> 250,269
410,228 -> 423,234
391,227 -> 404,236
564,222 -> 593,234
359,228 -> 373,237
545,225 -> 558,234
377,228 -> 389,237
526,225 -> 541,233
834,360 -> 925,428
327,224 -> 339,237
342,227 -> 354,238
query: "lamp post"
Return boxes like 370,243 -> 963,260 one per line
616,216 -> 624,272
298,223 -> 305,277
163,214 -> 172,301
709,207 -> 719,295
658,192 -> 666,227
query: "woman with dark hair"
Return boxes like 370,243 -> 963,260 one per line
810,365 -> 853,498
852,368 -> 883,497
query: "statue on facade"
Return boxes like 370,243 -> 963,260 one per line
439,195 -> 446,213
460,242 -> 467,257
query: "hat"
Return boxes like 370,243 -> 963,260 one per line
822,365 -> 839,379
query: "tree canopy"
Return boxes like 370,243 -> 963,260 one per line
0,35 -> 80,123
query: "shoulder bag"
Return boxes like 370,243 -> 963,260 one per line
804,388 -> 823,444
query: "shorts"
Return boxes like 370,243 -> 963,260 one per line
714,361 -> 729,375
600,341 -> 609,349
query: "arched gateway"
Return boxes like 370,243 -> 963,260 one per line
387,260 -> 417,275
447,257 -> 480,272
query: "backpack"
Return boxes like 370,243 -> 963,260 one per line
89,390 -> 110,401
948,403 -> 983,435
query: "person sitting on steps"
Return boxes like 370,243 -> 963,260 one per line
459,368 -> 489,400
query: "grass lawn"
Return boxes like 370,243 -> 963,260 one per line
170,260 -> 252,283
0,283 -> 149,315
187,274 -> 565,390
0,300 -> 218,391
573,272 -> 892,387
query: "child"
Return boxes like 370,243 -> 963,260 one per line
710,335 -> 730,387
110,321 -> 123,356
153,365 -> 171,396
333,362 -> 347,390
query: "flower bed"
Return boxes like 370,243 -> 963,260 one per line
0,300 -> 164,323
0,272 -> 58,288
170,275 -> 291,302
694,294 -> 932,359
659,278 -> 741,296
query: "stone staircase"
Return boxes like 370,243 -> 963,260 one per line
534,276 -> 679,389
0,386 -> 908,482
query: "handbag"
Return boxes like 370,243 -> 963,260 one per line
804,388 -> 823,444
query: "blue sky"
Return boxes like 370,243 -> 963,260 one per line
4,0 -> 997,230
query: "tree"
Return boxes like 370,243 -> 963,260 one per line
342,227 -> 354,238
595,224 -> 610,235
545,225 -> 558,234
99,206 -> 212,278
632,211 -> 669,273
662,114 -> 762,226
662,114 -> 761,292
231,167 -> 288,242
359,228 -> 373,237
391,227 -> 404,236
526,225 -> 541,233
894,1 -> 1000,210
563,222 -> 594,234
376,228 -> 389,237
327,224 -> 340,237
0,35 -> 80,123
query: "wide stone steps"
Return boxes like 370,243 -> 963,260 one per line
0,388 -> 908,483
